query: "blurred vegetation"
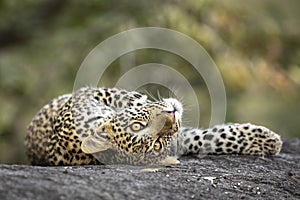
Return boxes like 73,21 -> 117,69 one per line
0,0 -> 299,164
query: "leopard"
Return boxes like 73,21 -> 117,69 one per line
25,87 -> 282,166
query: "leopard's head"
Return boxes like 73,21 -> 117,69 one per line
81,98 -> 183,164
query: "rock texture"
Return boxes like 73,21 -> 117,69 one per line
0,139 -> 299,200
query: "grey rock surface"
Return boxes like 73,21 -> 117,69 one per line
0,139 -> 299,200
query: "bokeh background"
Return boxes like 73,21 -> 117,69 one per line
0,0 -> 299,164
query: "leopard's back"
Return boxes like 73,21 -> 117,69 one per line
25,94 -> 71,165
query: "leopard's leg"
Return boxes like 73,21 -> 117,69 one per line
177,123 -> 282,157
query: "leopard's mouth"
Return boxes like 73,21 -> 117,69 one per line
161,98 -> 182,135
138,98 -> 182,139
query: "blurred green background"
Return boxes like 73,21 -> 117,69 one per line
0,0 -> 299,164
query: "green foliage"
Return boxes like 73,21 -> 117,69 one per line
0,0 -> 299,163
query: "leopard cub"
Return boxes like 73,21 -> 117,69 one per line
25,87 -> 282,165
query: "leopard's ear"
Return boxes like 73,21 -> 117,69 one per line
81,121 -> 113,154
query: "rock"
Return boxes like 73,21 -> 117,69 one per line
0,139 -> 299,200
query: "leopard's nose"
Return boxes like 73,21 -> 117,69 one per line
163,98 -> 183,117
165,110 -> 175,121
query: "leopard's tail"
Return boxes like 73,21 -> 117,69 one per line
177,123 -> 282,157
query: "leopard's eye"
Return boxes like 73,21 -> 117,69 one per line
130,122 -> 146,132
154,141 -> 162,151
